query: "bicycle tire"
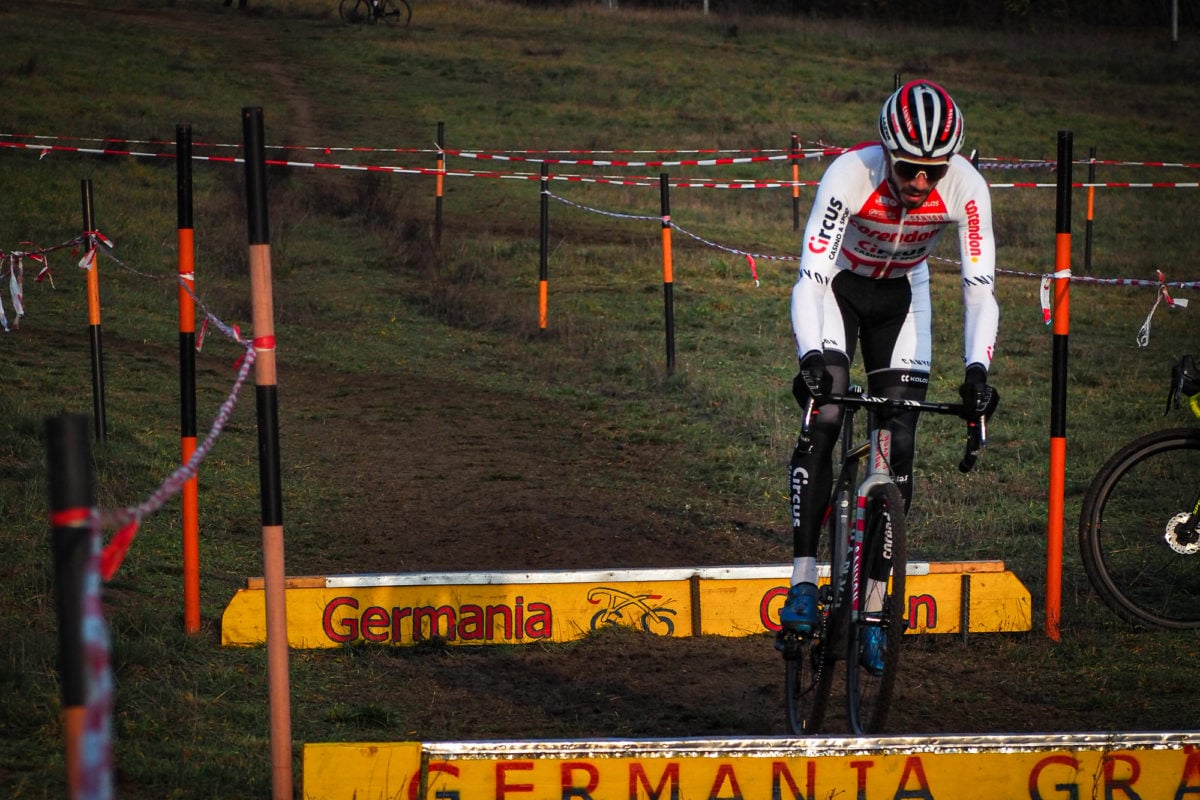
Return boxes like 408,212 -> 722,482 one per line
1079,427 -> 1200,629
783,486 -> 851,735
377,0 -> 411,26
782,634 -> 826,734
339,0 -> 368,23
783,581 -> 846,735
846,481 -> 906,734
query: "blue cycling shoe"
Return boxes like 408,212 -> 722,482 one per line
860,624 -> 887,676
779,582 -> 819,633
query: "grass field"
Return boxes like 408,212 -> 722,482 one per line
3,1 -> 1200,797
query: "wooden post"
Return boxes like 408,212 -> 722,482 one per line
241,106 -> 293,800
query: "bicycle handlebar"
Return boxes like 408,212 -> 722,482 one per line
802,391 -> 987,473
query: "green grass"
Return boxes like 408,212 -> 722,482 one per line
4,0 -> 1200,796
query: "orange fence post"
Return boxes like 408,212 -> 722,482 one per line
1084,146 -> 1096,274
47,413 -> 94,799
659,173 -> 675,376
1046,130 -> 1073,641
177,123 -> 201,635
790,133 -> 802,231
80,180 -> 107,443
538,162 -> 549,331
435,121 -> 445,247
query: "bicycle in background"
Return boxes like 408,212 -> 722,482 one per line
1079,355 -> 1200,630
339,0 -> 411,26
778,388 -> 990,735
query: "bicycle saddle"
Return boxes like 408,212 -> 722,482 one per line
1168,354 -> 1200,414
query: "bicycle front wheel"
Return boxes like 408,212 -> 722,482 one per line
377,0 -> 411,26
1079,427 -> 1200,629
846,482 -> 906,735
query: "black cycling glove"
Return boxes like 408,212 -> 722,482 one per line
792,352 -> 833,407
958,364 -> 999,420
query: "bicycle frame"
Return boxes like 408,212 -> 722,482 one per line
820,403 -> 898,628
850,438 -> 897,624
811,388 -> 983,606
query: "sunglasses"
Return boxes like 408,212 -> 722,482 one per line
891,159 -> 949,182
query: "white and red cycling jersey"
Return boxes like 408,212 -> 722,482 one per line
791,142 -> 999,374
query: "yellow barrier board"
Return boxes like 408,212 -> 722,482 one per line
302,733 -> 1200,800
221,562 -> 1030,648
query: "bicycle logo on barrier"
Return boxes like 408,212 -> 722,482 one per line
587,587 -> 677,635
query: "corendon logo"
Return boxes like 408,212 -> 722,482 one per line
965,199 -> 983,259
807,198 -> 844,255
852,223 -> 939,246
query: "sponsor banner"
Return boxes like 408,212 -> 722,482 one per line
301,733 -> 1200,800
221,562 -> 1030,649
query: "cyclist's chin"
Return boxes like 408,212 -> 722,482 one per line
897,190 -> 929,209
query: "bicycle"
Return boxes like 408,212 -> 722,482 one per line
777,387 -> 989,735
339,0 -> 410,26
1078,355 -> 1200,630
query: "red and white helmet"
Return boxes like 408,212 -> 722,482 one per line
879,80 -> 965,161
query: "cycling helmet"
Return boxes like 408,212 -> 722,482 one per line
879,80 -> 964,161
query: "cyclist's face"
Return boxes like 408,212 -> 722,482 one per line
888,154 -> 948,210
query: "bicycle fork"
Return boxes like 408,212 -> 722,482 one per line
849,473 -> 891,619
851,424 -> 896,622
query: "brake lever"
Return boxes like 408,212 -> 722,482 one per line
958,413 -> 987,473
801,397 -> 816,439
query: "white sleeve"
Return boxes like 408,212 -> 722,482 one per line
791,158 -> 853,360
955,171 -> 999,371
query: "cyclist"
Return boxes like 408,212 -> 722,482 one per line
781,79 -> 1000,674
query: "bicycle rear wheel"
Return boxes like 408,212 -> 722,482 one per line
377,0 -> 411,25
1079,427 -> 1200,629
339,0 -> 369,23
782,570 -> 848,735
782,631 -> 829,735
846,482 -> 906,735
